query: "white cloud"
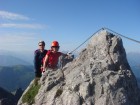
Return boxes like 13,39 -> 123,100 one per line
0,23 -> 45,29
0,32 -> 39,51
0,10 -> 46,29
0,32 -> 38,42
0,10 -> 30,20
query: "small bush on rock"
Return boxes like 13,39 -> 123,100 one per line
22,78 -> 41,105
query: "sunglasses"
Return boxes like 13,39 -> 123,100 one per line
39,44 -> 44,46
52,46 -> 59,48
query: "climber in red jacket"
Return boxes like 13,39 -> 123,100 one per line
42,41 -> 69,72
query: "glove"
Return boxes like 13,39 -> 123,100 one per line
66,52 -> 72,56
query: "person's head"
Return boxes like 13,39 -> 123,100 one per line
38,41 -> 45,51
51,41 -> 60,52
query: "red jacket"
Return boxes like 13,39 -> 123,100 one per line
45,50 -> 62,69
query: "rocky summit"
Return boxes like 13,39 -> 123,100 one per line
18,30 -> 140,105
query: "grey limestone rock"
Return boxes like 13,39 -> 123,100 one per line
18,30 -> 140,105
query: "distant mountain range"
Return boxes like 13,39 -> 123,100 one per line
0,65 -> 34,92
0,52 -> 34,92
0,55 -> 31,66
127,52 -> 140,67
127,52 -> 140,78
0,50 -> 33,65
0,87 -> 23,105
0,86 -> 16,105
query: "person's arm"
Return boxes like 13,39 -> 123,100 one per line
42,54 -> 49,72
61,52 -> 72,58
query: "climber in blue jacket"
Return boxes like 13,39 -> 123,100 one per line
34,41 -> 47,78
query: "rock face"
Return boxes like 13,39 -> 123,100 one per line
18,30 -> 140,105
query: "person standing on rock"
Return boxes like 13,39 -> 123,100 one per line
34,41 -> 48,78
42,41 -> 70,72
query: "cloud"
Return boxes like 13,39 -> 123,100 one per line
0,10 -> 46,29
0,32 -> 40,47
0,23 -> 45,29
0,10 -> 30,20
0,32 -> 37,43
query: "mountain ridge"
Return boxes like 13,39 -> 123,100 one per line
0,55 -> 31,66
0,65 -> 34,92
18,30 -> 140,105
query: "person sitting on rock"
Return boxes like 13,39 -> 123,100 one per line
34,41 -> 47,78
42,41 -> 71,72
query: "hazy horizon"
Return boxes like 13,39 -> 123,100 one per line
0,47 -> 140,65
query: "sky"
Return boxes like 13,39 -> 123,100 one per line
0,0 -> 140,62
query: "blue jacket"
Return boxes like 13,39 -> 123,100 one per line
34,49 -> 47,73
